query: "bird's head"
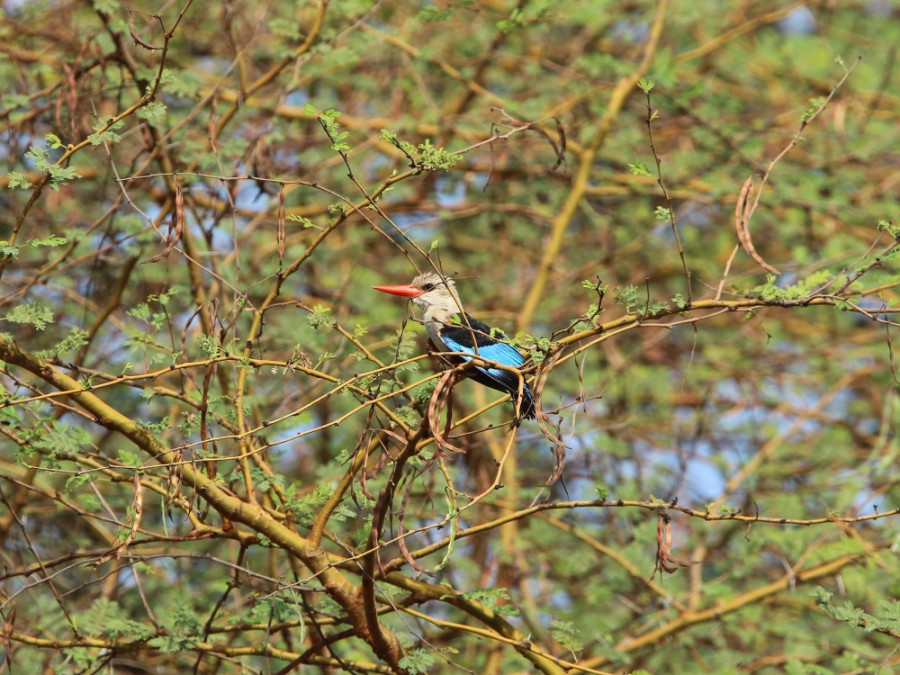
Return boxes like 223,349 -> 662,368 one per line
373,272 -> 462,316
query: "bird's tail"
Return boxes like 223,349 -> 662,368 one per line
514,386 -> 536,420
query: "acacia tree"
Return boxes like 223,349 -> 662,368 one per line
1,1 -> 898,673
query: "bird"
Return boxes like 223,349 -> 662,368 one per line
373,272 -> 536,420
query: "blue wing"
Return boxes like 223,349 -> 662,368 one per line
438,314 -> 535,419
441,335 -> 525,376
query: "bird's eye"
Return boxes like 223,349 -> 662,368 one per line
422,283 -> 435,291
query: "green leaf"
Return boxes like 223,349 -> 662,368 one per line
73,598 -> 153,640
645,299 -> 669,314
393,405 -> 422,427
286,214 -> 320,229
7,172 -> 33,190
148,635 -> 199,653
613,285 -> 640,313
497,8 -> 524,34
801,96 -> 826,122
197,334 -> 220,358
88,123 -> 123,145
27,234 -> 67,248
461,588 -> 517,615
22,144 -> 81,189
33,421 -> 95,464
117,448 -> 141,467
419,6 -> 454,22
551,619 -> 584,656
162,68 -> 204,98
876,219 -> 900,239
250,466 -> 285,493
63,646 -> 98,670
3,303 -> 54,330
411,139 -> 459,171
35,327 -> 89,359
268,17 -> 301,39
24,144 -> 51,170
64,473 -> 91,492
629,161 -> 651,176
137,101 -> 167,125
398,649 -> 436,674
638,78 -> 655,93
306,305 -> 335,329
46,164 -> 82,190
172,604 -> 202,634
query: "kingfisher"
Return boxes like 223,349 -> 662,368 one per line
373,272 -> 536,420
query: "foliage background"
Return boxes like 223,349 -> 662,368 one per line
1,0 -> 899,673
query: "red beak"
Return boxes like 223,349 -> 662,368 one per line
372,283 -> 422,298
